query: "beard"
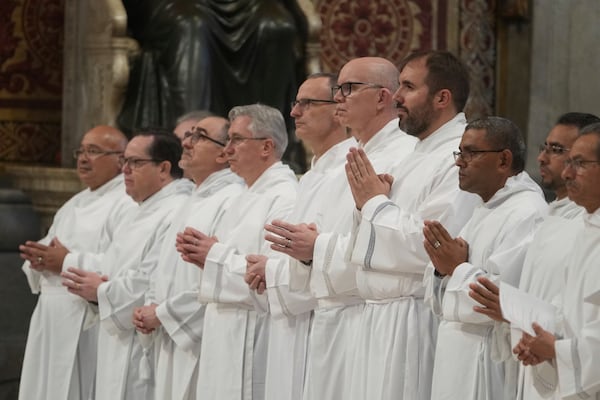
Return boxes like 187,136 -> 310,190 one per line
398,98 -> 435,138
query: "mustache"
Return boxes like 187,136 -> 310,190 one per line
395,102 -> 408,113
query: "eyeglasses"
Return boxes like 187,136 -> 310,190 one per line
563,158 -> 600,171
291,98 -> 336,109
183,128 -> 226,147
539,143 -> 569,156
73,147 -> 122,160
331,81 -> 384,98
119,156 -> 159,169
225,134 -> 269,146
453,149 -> 505,162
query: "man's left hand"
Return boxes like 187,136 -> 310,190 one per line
176,227 -> 218,269
245,254 -> 267,294
469,276 -> 506,322
264,220 -> 317,263
423,220 -> 468,276
61,267 -> 108,302
133,304 -> 160,334
19,237 -> 70,274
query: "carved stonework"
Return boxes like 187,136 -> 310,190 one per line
61,0 -> 137,168
459,0 -> 495,119
1,163 -> 84,234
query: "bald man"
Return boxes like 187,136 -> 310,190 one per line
264,58 -> 417,400
18,126 -> 135,400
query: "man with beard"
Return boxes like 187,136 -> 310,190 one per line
469,112 -> 599,400
18,126 -> 132,400
263,58 -> 417,400
513,124 -> 600,400
343,51 -> 479,400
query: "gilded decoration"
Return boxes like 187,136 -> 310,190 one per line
316,0 -> 455,72
0,0 -> 64,164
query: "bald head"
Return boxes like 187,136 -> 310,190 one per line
76,125 -> 127,190
334,57 -> 400,143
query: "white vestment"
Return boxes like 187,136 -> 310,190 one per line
148,169 -> 244,400
531,209 -> 600,400
19,174 -> 134,400
197,162 -> 298,400
297,120 -> 417,400
264,137 -> 357,400
509,198 -> 583,400
348,113 -> 480,400
95,179 -> 191,400
425,173 -> 547,400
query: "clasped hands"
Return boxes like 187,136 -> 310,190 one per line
176,227 -> 218,269
20,237 -> 69,274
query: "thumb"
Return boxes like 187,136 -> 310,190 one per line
101,275 -> 109,282
308,222 -> 318,231
382,173 -> 394,185
246,254 -> 259,263
532,322 -> 544,336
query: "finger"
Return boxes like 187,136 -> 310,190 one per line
468,289 -> 494,308
355,147 -> 376,177
264,233 -> 289,248
257,281 -> 266,295
249,275 -> 261,290
532,322 -> 544,336
65,267 -> 86,278
427,221 -> 454,242
476,276 -> 499,295
268,220 -> 297,233
382,173 -> 394,186
25,241 -> 49,251
270,243 -> 291,255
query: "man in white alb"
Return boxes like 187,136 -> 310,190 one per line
243,72 -> 353,400
468,112 -> 599,400
343,51 -> 478,400
263,57 -> 417,400
177,104 -> 298,400
513,125 -> 600,400
422,117 -> 547,400
18,126 -> 131,400
61,130 -> 191,400
132,115 -> 244,400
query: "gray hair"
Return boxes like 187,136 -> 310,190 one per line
580,122 -> 600,160
228,104 -> 288,159
176,110 -> 215,126
465,116 -> 526,173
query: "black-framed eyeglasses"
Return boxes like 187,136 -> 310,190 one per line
563,157 -> 600,171
119,156 -> 159,169
331,81 -> 384,98
538,143 -> 569,156
291,98 -> 336,109
453,149 -> 505,162
183,128 -> 226,147
73,147 -> 122,160
225,134 -> 269,146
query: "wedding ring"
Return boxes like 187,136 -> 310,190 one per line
433,240 -> 441,249
286,239 -> 292,248
37,256 -> 43,263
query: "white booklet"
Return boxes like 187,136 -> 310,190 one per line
500,281 -> 557,336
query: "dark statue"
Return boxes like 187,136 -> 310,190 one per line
118,0 -> 308,171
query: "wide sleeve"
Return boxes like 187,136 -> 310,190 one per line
441,215 -> 539,325
555,312 -> 600,399
265,257 -> 317,318
350,165 -> 467,275
98,222 -> 168,336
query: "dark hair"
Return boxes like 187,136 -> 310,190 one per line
580,122 -> 600,160
400,51 -> 470,112
307,72 -> 338,99
132,128 -> 183,178
556,112 -> 600,131
465,116 -> 526,173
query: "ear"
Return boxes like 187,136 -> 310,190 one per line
376,88 -> 393,111
159,160 -> 172,178
498,149 -> 513,171
434,89 -> 452,109
261,138 -> 275,157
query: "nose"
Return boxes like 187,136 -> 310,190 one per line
536,149 -> 548,164
290,103 -> 302,118
223,140 -> 235,154
392,87 -> 403,105
333,88 -> 344,103
561,162 -> 574,180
